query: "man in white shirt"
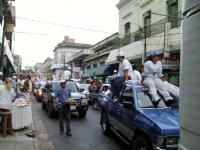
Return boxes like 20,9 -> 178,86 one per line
0,72 -> 3,85
117,51 -> 134,83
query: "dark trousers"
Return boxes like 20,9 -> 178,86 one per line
58,107 -> 71,132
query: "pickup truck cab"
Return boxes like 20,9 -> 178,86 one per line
100,82 -> 179,150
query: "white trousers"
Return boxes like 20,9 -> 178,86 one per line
143,78 -> 173,101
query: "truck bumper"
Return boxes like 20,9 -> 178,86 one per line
73,104 -> 88,112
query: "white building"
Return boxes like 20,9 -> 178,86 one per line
52,36 -> 92,80
106,0 -> 182,85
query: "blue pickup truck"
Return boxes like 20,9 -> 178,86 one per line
99,82 -> 179,150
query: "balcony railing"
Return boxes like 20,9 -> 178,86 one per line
120,16 -> 181,47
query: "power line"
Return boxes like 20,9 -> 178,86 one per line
14,31 -> 51,36
16,17 -> 114,35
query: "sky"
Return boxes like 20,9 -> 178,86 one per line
13,0 -> 119,69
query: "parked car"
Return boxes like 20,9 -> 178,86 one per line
34,81 -> 46,102
89,84 -> 111,110
100,82 -> 179,150
42,80 -> 89,118
79,84 -> 90,99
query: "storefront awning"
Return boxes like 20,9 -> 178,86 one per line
83,65 -> 111,77
106,41 -> 144,65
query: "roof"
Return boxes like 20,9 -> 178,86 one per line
53,42 -> 92,52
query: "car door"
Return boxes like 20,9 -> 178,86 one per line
106,95 -> 122,130
117,86 -> 135,139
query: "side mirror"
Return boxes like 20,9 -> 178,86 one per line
123,101 -> 133,110
80,89 -> 84,92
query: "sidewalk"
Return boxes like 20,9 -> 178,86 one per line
0,96 -> 55,150
0,128 -> 36,150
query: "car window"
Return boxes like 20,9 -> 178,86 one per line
135,87 -> 166,108
52,81 -> 79,93
122,87 -> 134,103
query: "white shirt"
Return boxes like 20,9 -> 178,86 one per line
118,59 -> 134,80
29,80 -> 33,92
132,70 -> 142,83
63,70 -> 71,80
144,60 -> 163,78
0,85 -> 15,110
18,79 -> 24,88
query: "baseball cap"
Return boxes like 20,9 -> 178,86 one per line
116,51 -> 124,57
0,72 -> 3,76
60,79 -> 66,84
150,50 -> 161,57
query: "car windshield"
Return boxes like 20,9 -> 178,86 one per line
135,87 -> 167,108
51,81 -> 79,93
79,84 -> 89,91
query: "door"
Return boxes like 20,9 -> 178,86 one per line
117,86 -> 135,139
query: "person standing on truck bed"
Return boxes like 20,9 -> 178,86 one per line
143,50 -> 174,107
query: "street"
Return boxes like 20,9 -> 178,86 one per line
33,99 -> 130,150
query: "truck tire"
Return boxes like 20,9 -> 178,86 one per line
132,136 -> 152,150
101,112 -> 111,136
79,111 -> 87,118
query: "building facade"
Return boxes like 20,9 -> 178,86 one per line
43,57 -> 53,80
106,0 -> 182,85
13,54 -> 22,73
52,36 -> 92,80
67,49 -> 92,79
82,33 -> 119,83
34,63 -> 44,80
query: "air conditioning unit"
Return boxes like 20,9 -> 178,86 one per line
167,0 -> 177,6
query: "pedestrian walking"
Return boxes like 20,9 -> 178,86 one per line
143,50 -> 174,107
54,80 -> 72,136
24,75 -> 35,94
12,76 -> 17,91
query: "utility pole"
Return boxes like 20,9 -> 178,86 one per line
143,25 -> 147,64
143,10 -> 151,64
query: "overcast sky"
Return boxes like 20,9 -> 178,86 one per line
13,0 -> 119,68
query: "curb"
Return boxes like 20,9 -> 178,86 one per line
31,99 -> 55,150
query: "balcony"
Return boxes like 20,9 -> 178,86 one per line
120,17 -> 181,47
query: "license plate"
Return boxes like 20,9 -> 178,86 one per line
70,105 -> 76,111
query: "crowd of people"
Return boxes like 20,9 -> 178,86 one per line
0,73 -> 34,112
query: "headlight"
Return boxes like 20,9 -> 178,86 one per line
39,91 -> 42,96
81,98 -> 88,104
165,137 -> 179,149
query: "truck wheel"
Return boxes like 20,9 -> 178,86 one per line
79,111 -> 87,118
101,112 -> 111,136
132,136 -> 152,150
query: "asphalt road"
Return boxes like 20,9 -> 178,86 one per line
35,101 -> 131,150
